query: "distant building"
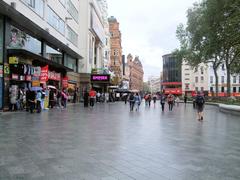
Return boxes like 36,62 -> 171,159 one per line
127,54 -> 144,91
182,61 -> 209,96
162,53 -> 182,95
108,16 -> 122,85
148,76 -> 161,93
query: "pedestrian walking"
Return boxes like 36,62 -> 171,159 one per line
134,93 -> 141,111
184,95 -> 187,104
175,96 -> 180,107
56,90 -> 62,108
153,94 -> 157,107
61,89 -> 68,109
167,94 -> 174,111
28,90 -> 36,113
96,92 -> 101,103
36,90 -> 42,113
89,89 -> 96,107
195,92 -> 205,121
144,94 -> 148,106
160,94 -> 166,112
41,90 -> 45,110
148,94 -> 152,107
83,90 -> 89,107
49,89 -> 55,108
129,93 -> 135,111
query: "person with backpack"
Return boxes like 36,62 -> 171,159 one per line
129,93 -> 135,111
160,94 -> 166,112
167,94 -> 174,111
195,91 -> 205,121
134,93 -> 141,111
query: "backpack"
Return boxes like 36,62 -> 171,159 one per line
129,94 -> 134,101
196,96 -> 204,105
41,92 -> 45,99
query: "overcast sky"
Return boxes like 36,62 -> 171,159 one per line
108,0 -> 197,81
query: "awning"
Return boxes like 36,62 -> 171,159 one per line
7,49 -> 73,73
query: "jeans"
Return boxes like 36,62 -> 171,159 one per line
130,101 -> 135,111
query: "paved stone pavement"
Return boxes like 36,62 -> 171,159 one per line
0,102 -> 240,180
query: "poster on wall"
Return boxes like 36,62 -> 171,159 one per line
62,77 -> 69,88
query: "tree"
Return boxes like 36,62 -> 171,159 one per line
175,0 -> 240,96
174,2 -> 222,96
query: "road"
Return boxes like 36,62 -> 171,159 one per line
0,102 -> 239,180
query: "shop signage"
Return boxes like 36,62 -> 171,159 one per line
9,56 -> 19,64
91,74 -> 110,82
48,71 -> 61,81
62,76 -> 69,88
12,74 -> 19,80
0,65 -> 3,78
40,65 -> 48,82
4,64 -> 10,75
33,67 -> 41,77
32,80 -> 40,87
26,75 -> 32,81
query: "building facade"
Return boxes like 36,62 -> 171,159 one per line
108,16 -> 122,85
162,53 -> 182,95
182,61 -> 209,96
127,54 -> 144,91
208,63 -> 240,96
0,0 -> 83,110
148,76 -> 161,94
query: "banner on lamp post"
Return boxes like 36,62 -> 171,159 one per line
62,76 -> 68,88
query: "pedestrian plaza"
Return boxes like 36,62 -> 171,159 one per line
0,103 -> 239,180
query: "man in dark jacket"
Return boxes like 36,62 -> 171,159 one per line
195,91 -> 205,121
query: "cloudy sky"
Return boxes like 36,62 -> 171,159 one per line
108,0 -> 197,81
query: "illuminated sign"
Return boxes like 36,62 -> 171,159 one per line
91,74 -> 110,82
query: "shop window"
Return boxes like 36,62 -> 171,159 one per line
46,45 -> 62,64
201,76 -> 204,82
7,26 -> 41,55
67,0 -> 79,23
210,87 -> 213,92
22,0 -> 44,17
47,6 -> 65,35
64,55 -> 77,72
66,25 -> 78,46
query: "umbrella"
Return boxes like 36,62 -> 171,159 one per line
31,87 -> 42,91
47,85 -> 57,89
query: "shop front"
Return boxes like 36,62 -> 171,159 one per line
91,74 -> 110,93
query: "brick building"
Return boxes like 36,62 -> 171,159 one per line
127,54 -> 144,91
108,16 -> 122,85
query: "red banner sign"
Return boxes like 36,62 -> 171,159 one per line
48,71 -> 61,81
62,76 -> 68,88
40,65 -> 48,82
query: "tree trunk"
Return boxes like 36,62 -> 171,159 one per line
226,64 -> 231,97
213,67 -> 219,97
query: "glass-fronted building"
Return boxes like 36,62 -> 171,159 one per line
162,53 -> 182,95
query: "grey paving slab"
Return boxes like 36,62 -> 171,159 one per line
0,102 -> 240,180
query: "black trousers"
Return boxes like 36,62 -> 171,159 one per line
36,100 -> 41,113
161,103 -> 165,111
168,102 -> 173,111
90,98 -> 95,107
